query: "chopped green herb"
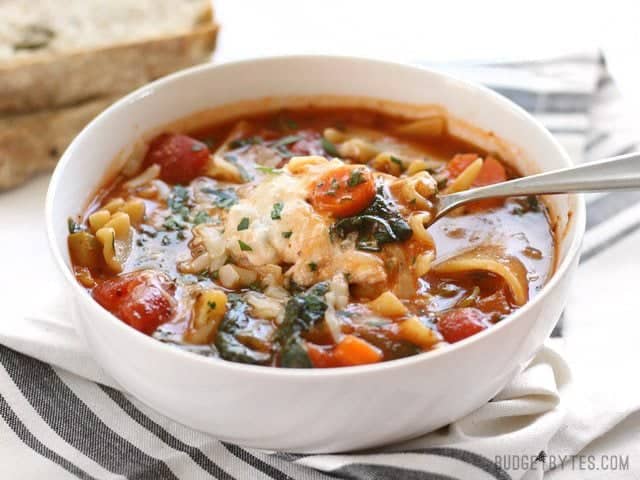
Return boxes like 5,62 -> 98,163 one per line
271,202 -> 284,220
168,186 -> 190,214
211,270 -> 220,280
200,187 -> 238,209
308,262 -> 318,272
238,240 -> 253,251
161,235 -> 171,246
327,178 -> 339,196
347,169 -> 366,187
256,165 -> 284,175
67,217 -> 83,234
193,211 -> 211,225
140,224 -> 158,237
177,231 -> 186,241
237,217 -> 250,231
208,301 -> 217,310
163,215 -> 186,231
282,231 -> 293,239
321,137 -> 340,157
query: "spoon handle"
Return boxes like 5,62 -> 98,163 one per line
438,152 -> 640,215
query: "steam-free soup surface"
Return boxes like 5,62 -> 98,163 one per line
67,106 -> 554,367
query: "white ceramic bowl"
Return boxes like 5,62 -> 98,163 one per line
46,56 -> 584,452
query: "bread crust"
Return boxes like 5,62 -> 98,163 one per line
0,96 -> 121,189
0,23 -> 218,114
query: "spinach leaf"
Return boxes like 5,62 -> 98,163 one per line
276,282 -> 330,368
332,184 -> 412,251
214,296 -> 272,365
277,282 -> 329,342
280,337 -> 313,368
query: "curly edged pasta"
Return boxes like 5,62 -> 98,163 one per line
67,104 -> 554,368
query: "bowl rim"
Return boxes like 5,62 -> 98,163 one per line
45,54 -> 586,378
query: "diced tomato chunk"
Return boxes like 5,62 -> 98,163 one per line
446,154 -> 507,186
446,153 -> 479,178
92,270 -> 176,335
144,133 -> 209,184
473,156 -> 507,186
438,307 -> 489,343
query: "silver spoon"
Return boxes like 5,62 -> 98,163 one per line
434,152 -> 640,224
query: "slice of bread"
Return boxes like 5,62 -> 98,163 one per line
0,96 -> 117,189
0,0 -> 218,113
0,0 -> 218,189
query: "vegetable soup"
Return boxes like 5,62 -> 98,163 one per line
67,105 -> 554,368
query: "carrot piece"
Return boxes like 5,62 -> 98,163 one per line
311,166 -> 376,217
446,153 -> 479,178
464,156 -> 509,210
333,335 -> 383,366
473,156 -> 507,186
307,343 -> 340,368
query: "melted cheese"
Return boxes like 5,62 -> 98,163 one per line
198,161 -> 388,287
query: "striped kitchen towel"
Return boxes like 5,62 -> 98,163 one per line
2,52 -> 640,480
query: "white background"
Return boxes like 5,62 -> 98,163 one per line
213,0 -> 640,121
